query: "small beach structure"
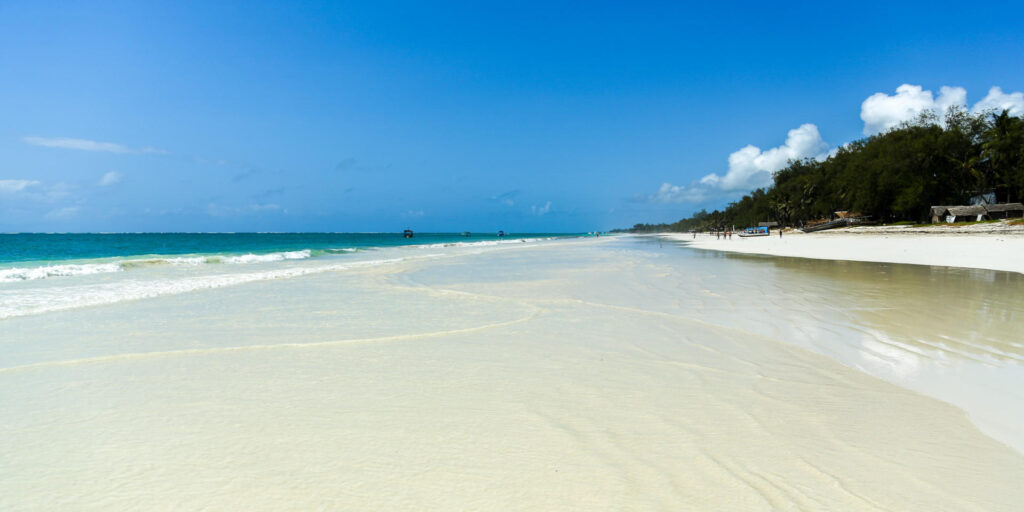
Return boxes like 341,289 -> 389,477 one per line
984,203 -> 1024,219
802,212 -> 869,232
930,205 -> 987,223
929,203 -> 1023,223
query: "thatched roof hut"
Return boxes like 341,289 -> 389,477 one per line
984,203 -> 1024,218
930,206 -> 953,221
930,205 -> 986,223
929,202 -> 1023,223
947,205 -> 987,217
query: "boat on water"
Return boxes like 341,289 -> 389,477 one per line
462,231 -> 470,237
497,230 -> 505,238
403,229 -> 414,238
738,226 -> 769,237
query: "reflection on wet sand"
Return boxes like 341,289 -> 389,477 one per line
651,241 -> 1024,452
723,252 -> 1023,363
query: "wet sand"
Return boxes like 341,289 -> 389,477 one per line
2,237 -> 1023,510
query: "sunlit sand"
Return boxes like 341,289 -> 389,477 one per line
2,237 -> 1022,510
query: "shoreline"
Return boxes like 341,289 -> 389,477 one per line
657,228 -> 1024,275
3,237 -> 1023,508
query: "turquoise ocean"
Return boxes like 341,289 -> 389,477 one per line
0,232 -> 577,319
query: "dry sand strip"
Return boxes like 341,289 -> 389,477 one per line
660,228 -> 1024,274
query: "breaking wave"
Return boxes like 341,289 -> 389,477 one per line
0,248 -> 358,282
0,257 -> 403,320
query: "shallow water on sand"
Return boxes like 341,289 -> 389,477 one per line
1,236 -> 1022,510
634,237 -> 1024,453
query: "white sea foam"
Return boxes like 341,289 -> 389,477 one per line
413,237 -> 561,250
0,263 -> 123,282
0,257 -> 404,319
0,249 -> 319,282
220,250 -> 312,264
0,239 -> 555,316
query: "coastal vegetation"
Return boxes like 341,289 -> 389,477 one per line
632,108 -> 1024,232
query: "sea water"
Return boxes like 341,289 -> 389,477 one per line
0,232 -> 572,319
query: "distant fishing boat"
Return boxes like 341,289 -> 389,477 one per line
738,226 -> 769,237
462,231 -> 470,237
497,230 -> 505,238
403,229 -> 414,238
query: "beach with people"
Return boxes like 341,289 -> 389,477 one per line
5,1 -> 1024,509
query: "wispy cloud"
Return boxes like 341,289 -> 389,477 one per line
531,201 -> 552,216
205,202 -> 287,216
643,182 -> 708,203
491,189 -> 519,206
335,157 -> 359,171
0,179 -> 76,202
22,136 -> 167,154
0,179 -> 40,193
98,171 -> 122,186
335,157 -> 389,173
232,167 -> 285,183
44,206 -> 80,219
249,203 -> 281,212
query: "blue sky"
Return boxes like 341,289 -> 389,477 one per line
2,1 -> 1023,232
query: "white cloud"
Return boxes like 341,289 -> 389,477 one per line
973,86 -> 1024,116
98,171 -> 122,186
860,84 -> 969,135
531,201 -> 552,216
701,123 -> 829,191
860,84 -> 1024,134
406,209 -> 425,217
937,85 -> 968,113
646,182 -> 707,203
22,136 -> 166,154
643,123 -> 829,204
0,179 -> 40,193
641,83 -> 1024,206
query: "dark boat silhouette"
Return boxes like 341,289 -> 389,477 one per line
497,230 -> 505,238
403,229 -> 414,238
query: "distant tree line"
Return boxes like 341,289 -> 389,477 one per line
631,108 -> 1024,233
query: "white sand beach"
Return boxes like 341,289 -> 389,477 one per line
663,226 -> 1024,275
2,237 -> 1023,510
